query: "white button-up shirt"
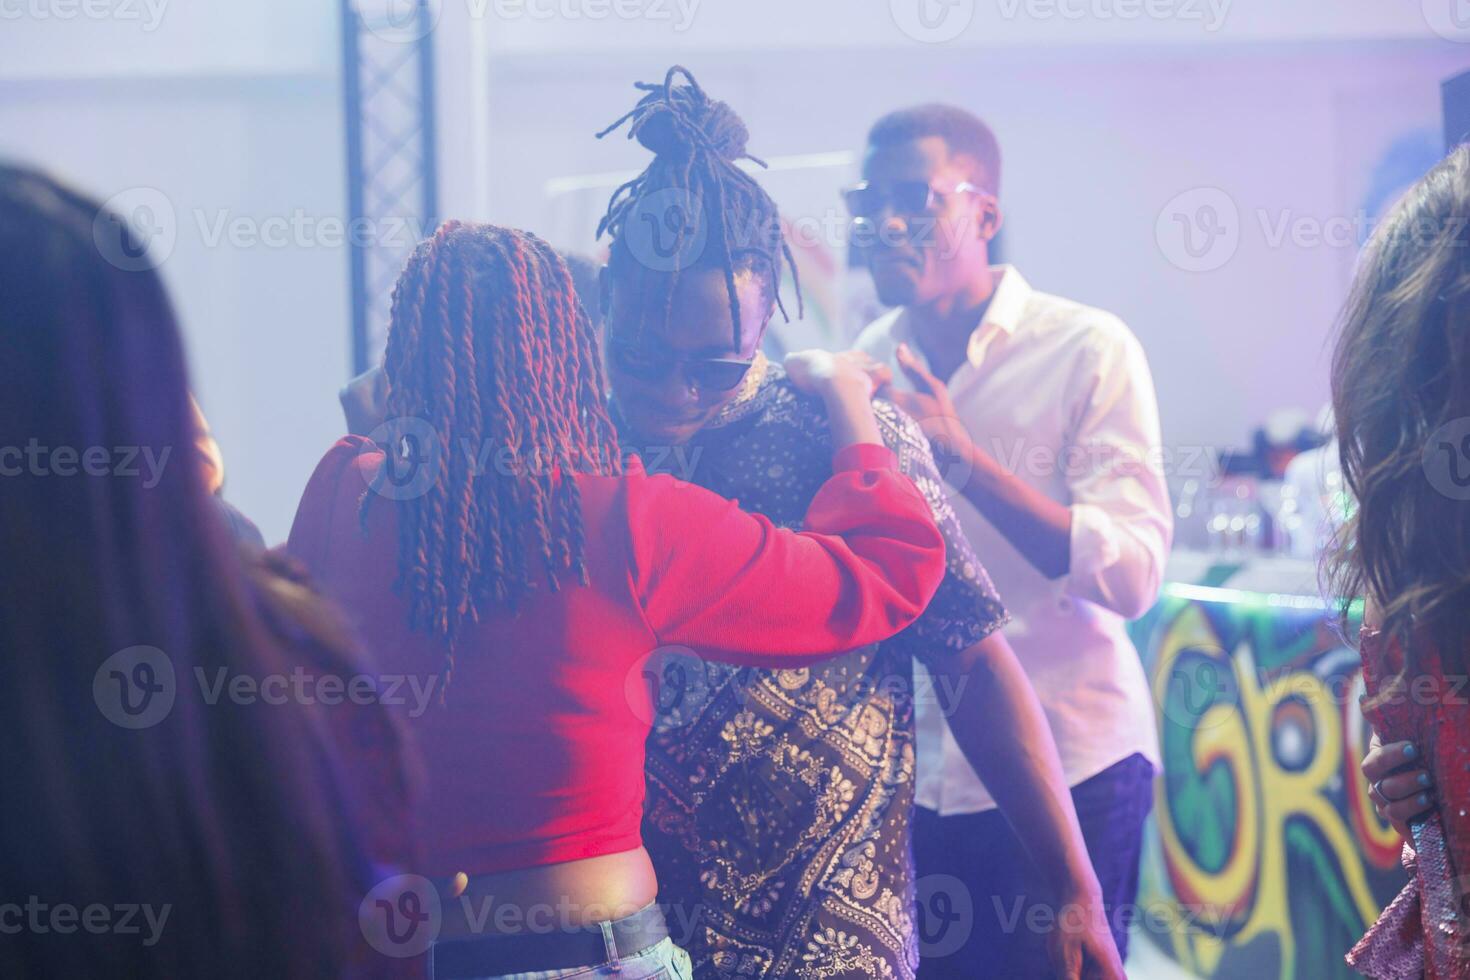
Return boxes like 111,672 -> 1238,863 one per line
855,266 -> 1170,814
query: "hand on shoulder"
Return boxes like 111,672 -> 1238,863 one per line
783,349 -> 887,399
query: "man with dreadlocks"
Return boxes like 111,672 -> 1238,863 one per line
288,221 -> 953,979
596,68 -> 1125,979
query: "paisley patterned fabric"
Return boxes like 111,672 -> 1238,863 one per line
617,361 -> 1009,979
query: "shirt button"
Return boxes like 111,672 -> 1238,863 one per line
1058,596 -> 1074,614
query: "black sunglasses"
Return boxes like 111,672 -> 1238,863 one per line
843,179 -> 981,219
609,340 -> 755,393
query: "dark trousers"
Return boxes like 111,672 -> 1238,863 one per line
913,753 -> 1155,979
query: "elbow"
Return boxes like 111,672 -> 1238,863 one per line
1114,562 -> 1164,620
868,536 -> 948,639
1070,510 -> 1166,618
1070,564 -> 1161,620
1115,585 -> 1156,621
1040,553 -> 1070,581
1037,536 -> 1072,581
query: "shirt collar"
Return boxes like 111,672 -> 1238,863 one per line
981,265 -> 1030,338
889,265 -> 1031,371
892,265 -> 1029,339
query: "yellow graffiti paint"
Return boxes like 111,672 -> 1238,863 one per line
1148,603 -> 1389,979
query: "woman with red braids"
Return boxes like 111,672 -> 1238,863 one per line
287,221 -> 947,979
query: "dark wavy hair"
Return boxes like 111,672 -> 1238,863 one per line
0,163 -> 387,976
1328,144 -> 1470,672
368,222 -> 623,689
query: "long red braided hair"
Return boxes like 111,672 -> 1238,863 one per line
366,222 -> 622,686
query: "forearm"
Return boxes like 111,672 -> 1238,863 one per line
932,635 -> 1100,900
957,441 -> 1073,579
821,377 -> 883,450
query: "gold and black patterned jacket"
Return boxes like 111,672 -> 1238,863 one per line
618,356 -> 1009,980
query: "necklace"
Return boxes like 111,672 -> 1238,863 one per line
706,351 -> 770,429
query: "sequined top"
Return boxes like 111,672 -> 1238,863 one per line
1349,628 -> 1470,980
621,359 -> 1010,980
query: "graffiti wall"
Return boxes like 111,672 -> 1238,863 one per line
1130,583 -> 1407,979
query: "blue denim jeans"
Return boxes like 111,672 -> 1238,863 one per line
433,929 -> 693,980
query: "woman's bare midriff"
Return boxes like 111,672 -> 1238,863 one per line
438,846 -> 660,940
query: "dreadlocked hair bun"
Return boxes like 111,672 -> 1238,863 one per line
364,221 -> 623,694
595,65 -> 803,349
632,87 -> 750,164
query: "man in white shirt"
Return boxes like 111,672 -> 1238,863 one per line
848,104 -> 1172,978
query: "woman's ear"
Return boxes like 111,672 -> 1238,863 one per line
598,264 -> 612,317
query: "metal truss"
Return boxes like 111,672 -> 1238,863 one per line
341,0 -> 439,373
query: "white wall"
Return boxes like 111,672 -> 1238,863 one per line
0,5 -> 351,544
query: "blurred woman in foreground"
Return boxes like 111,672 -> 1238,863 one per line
1332,145 -> 1470,976
0,164 -> 410,976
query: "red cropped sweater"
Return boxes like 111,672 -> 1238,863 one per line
287,438 -> 943,876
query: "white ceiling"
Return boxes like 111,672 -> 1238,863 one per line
4,0 -> 1464,83
474,0 -> 1465,54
